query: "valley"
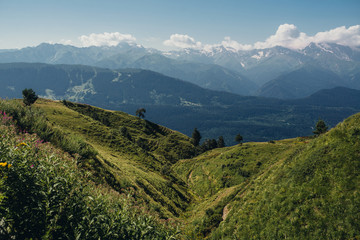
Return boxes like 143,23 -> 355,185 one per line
1,1 -> 359,239
1,62 -> 360,145
1,41 -> 360,239
0,98 -> 359,239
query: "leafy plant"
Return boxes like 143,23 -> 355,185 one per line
0,104 -> 179,239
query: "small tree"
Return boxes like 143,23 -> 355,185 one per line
209,139 -> 218,149
192,128 -> 201,146
217,136 -> 225,148
201,139 -> 218,152
235,134 -> 243,144
313,119 -> 328,136
135,108 -> 146,119
22,88 -> 38,106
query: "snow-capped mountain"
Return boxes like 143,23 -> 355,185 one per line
164,42 -> 360,86
0,43 -> 256,95
0,42 -> 359,98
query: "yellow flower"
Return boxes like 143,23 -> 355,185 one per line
0,162 -> 7,167
18,142 -> 28,147
7,164 -> 11,168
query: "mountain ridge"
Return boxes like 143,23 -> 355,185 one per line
1,62 -> 360,144
256,65 -> 346,99
1,42 -> 360,98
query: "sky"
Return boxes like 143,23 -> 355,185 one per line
0,0 -> 359,51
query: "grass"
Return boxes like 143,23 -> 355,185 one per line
28,99 -> 195,218
1,98 -> 359,239
0,106 -> 179,239
209,114 -> 360,239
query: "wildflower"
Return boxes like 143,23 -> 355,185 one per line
0,162 -> 7,167
30,164 -> 34,168
17,142 -> 28,147
7,163 -> 11,168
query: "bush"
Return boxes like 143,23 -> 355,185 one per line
0,100 -> 97,160
0,106 -> 178,239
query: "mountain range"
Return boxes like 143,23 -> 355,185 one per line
1,39 -> 360,238
1,62 -> 360,144
1,42 -> 360,99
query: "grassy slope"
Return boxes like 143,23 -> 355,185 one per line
173,137 -> 308,237
21,99 -> 360,238
174,113 -> 360,239
0,102 -> 178,239
34,99 -> 195,218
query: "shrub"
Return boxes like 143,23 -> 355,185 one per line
0,100 -> 97,160
0,105 -> 178,239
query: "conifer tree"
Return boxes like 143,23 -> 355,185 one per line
192,128 -> 201,146
22,88 -> 38,106
313,119 -> 328,136
217,136 -> 225,148
235,134 -> 243,144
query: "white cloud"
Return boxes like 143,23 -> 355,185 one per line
163,34 -> 202,49
311,25 -> 360,47
58,39 -> 74,46
55,24 -> 360,51
78,32 -> 136,47
253,23 -> 310,49
220,36 -> 253,51
164,24 -> 360,52
252,24 -> 360,49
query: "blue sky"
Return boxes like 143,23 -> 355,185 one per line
0,0 -> 359,50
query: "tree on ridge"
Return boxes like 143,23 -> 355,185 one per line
313,119 -> 328,136
192,128 -> 201,146
22,88 -> 38,106
136,108 -> 146,119
235,134 -> 243,145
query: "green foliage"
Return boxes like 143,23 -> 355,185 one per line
41,99 -> 195,217
313,118 -> 328,136
120,126 -> 132,140
22,88 -> 38,106
200,138 -> 218,152
209,114 -> 360,239
2,98 -> 360,239
235,133 -> 243,144
0,99 -> 97,161
0,111 -> 177,239
191,128 -> 201,146
217,136 -> 225,148
136,108 -> 146,119
174,140 -> 304,198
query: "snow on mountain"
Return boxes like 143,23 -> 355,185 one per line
162,42 -> 360,86
0,41 -> 359,98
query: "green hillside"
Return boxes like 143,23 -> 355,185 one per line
174,114 -> 360,239
0,100 -> 179,239
36,99 -> 197,218
1,98 -> 359,239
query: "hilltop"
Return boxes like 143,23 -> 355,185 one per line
0,98 -> 359,239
